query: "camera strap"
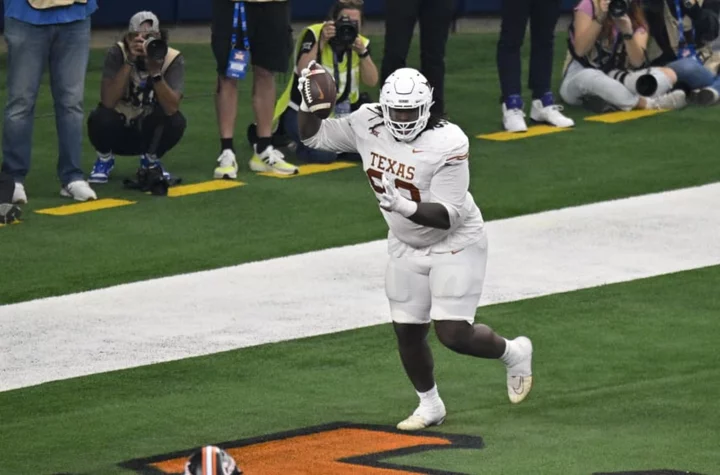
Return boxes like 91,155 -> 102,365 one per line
231,2 -> 250,51
673,0 -> 698,59
332,51 -> 353,104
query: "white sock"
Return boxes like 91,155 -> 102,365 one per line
142,153 -> 159,164
98,152 -> 113,161
417,384 -> 442,408
500,338 -> 521,367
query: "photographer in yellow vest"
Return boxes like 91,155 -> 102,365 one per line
274,0 -> 379,163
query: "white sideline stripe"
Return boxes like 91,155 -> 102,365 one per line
1,183 -> 720,392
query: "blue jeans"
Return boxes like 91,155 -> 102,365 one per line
667,57 -> 720,94
1,17 -> 91,185
281,108 -> 338,164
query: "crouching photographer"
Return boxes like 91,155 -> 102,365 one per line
271,0 -> 377,163
87,11 -> 186,190
560,0 -> 688,111
644,0 -> 720,105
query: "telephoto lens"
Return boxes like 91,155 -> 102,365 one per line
145,37 -> 168,62
609,69 -> 658,97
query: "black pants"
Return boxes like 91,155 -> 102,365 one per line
381,0 -> 454,115
496,0 -> 561,101
87,105 -> 186,159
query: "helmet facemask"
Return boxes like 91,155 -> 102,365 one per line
379,68 -> 434,142
381,102 -> 431,142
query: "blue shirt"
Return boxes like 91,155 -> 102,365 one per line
3,0 -> 98,25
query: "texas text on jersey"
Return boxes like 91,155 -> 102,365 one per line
303,102 -> 485,256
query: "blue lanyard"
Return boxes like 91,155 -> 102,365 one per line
231,2 -> 250,51
673,0 -> 695,52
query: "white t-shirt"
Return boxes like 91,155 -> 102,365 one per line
303,104 -> 485,257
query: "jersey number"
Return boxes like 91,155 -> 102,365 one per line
365,169 -> 421,202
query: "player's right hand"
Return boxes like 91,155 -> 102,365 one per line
297,60 -> 319,113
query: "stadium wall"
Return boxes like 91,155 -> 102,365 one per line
0,0 -> 579,31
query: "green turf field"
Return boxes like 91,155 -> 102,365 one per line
1,33 -> 719,475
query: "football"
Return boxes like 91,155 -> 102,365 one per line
301,65 -> 337,119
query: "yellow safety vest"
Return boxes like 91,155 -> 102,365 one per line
115,42 -> 181,124
28,0 -> 86,8
273,23 -> 370,125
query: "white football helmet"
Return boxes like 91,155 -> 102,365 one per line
379,68 -> 434,142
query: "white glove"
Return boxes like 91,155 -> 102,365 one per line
297,60 -> 319,113
379,173 -> 417,217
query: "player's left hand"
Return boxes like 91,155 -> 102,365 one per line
379,173 -> 417,218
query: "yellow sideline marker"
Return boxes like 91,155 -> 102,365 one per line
168,180 -> 245,197
585,109 -> 668,123
477,125 -> 571,141
35,199 -> 136,216
258,161 -> 357,179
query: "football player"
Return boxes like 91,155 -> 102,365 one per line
184,445 -> 242,475
297,64 -> 534,430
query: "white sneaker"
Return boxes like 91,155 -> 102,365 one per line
12,182 -> 27,204
396,401 -> 447,431
214,149 -> 238,180
506,336 -> 533,404
530,100 -> 575,128
649,90 -> 687,110
60,180 -> 97,202
502,104 -> 528,132
249,145 -> 299,175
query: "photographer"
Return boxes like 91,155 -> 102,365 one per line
87,12 -> 186,184
644,0 -> 720,105
381,0 -> 453,116
212,0 -> 298,179
497,0 -> 574,132
273,0 -> 377,163
1,0 -> 97,203
560,0 -> 687,111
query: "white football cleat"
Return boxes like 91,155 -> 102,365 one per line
396,402 -> 446,431
506,336 -> 533,404
530,100 -> 575,128
502,104 -> 528,133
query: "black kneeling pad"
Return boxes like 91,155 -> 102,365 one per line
0,203 -> 22,224
123,165 -> 181,196
581,95 -> 618,114
0,172 -> 21,224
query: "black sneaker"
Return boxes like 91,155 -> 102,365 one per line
688,87 -> 719,106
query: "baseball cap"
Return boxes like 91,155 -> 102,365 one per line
129,11 -> 160,33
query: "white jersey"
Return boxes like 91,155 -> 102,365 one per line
303,104 -> 485,257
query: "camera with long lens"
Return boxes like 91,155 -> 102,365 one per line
608,0 -> 629,17
609,69 -> 658,96
331,15 -> 359,49
144,35 -> 168,62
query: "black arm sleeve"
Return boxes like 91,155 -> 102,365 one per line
408,203 -> 451,230
296,29 -> 317,64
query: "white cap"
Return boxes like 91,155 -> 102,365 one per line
129,11 -> 160,33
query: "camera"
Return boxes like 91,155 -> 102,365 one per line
609,69 -> 658,96
332,15 -> 359,49
608,0 -> 629,18
144,36 -> 168,62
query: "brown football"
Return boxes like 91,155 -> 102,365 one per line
301,65 -> 337,119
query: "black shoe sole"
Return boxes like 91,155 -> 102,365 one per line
689,89 -> 718,106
